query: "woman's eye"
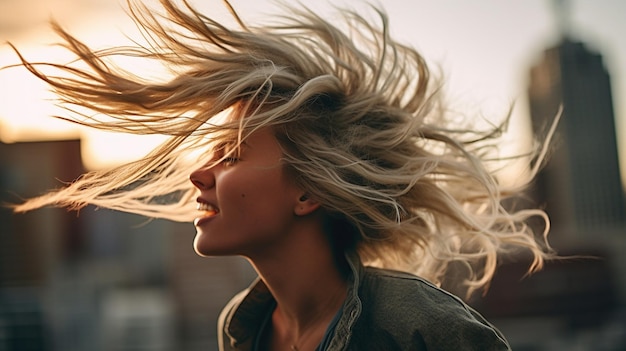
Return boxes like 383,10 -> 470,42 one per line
212,140 -> 241,165
222,157 -> 239,165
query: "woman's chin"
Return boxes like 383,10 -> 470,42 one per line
193,232 -> 234,257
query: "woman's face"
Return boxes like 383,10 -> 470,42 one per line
189,127 -> 305,257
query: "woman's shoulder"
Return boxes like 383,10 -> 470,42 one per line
360,266 -> 489,323
352,266 -> 510,350
362,266 -> 465,305
362,266 -> 464,303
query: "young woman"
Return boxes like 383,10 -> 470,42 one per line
11,0 -> 554,350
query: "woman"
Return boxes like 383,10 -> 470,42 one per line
11,0 -> 554,349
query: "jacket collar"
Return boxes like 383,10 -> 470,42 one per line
325,250 -> 363,350
224,251 -> 364,350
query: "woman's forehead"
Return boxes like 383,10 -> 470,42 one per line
210,105 -> 239,126
201,106 -> 244,140
201,100 -> 279,145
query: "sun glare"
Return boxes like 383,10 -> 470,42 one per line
0,12 -> 173,171
0,43 -> 81,143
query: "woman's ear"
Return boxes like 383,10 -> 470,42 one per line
294,193 -> 321,216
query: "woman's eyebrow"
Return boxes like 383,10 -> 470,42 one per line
215,139 -> 249,155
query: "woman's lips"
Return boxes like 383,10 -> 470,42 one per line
194,200 -> 219,226
197,202 -> 219,214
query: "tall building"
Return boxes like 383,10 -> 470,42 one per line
472,29 -> 626,349
528,38 -> 626,240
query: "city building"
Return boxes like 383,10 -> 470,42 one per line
474,32 -> 626,350
0,139 -> 255,351
528,39 -> 626,241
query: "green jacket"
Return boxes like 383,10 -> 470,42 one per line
218,252 -> 511,350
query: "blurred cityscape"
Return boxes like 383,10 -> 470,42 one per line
2,12 -> 626,351
471,34 -> 626,350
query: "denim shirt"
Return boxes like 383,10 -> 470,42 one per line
218,252 -> 511,351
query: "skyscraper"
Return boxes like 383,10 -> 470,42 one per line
473,6 -> 626,348
528,38 -> 625,239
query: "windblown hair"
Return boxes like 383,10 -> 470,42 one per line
10,0 -> 553,296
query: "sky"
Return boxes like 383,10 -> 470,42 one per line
0,0 -> 624,183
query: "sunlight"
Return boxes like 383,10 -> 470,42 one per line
0,44 -> 82,143
0,10 -> 171,170
1,0 -> 623,187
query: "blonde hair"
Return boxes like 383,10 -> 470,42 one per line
10,0 -> 553,296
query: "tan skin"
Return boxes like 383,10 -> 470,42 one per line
255,212 -> 348,351
189,127 -> 348,351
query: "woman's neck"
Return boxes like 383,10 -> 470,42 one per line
246,222 -> 348,350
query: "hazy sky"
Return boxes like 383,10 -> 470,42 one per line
0,0 -> 624,179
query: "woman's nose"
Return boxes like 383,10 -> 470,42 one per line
189,166 -> 215,190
